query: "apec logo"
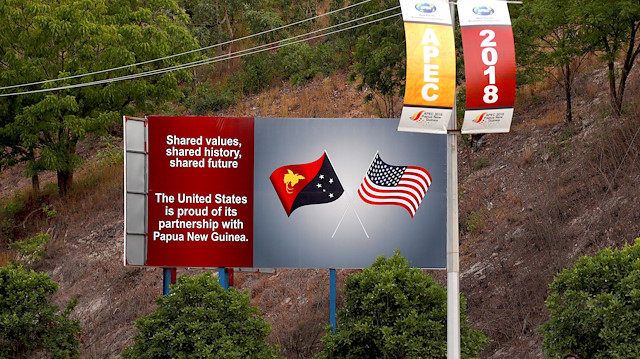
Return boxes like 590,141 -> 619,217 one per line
473,6 -> 495,16
415,3 -> 437,13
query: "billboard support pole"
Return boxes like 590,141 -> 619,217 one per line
447,4 -> 461,359
219,267 -> 229,290
330,268 -> 336,332
163,268 -> 176,295
228,268 -> 235,287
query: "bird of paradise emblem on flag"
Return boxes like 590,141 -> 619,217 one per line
358,153 -> 432,218
270,152 -> 344,216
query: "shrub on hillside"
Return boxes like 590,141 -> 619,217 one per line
539,239 -> 640,358
0,264 -> 81,358
122,272 -> 283,359
315,250 -> 489,358
278,42 -> 339,86
237,53 -> 281,94
188,83 -> 237,115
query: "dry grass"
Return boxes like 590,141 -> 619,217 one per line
584,81 -> 600,101
217,70 -> 378,119
522,76 -> 556,97
520,144 -> 534,165
0,250 -> 12,266
536,107 -> 564,127
587,115 -> 640,193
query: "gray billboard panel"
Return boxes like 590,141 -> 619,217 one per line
253,118 -> 446,268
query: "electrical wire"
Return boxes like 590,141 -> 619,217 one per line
0,8 -> 402,97
0,0 -> 374,91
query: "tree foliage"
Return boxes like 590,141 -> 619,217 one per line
513,0 -> 587,122
539,239 -> 640,358
180,0 -> 245,57
0,0 -> 199,194
331,0 -> 406,118
0,264 -> 81,359
122,272 -> 283,359
576,0 -> 640,116
315,251 -> 489,359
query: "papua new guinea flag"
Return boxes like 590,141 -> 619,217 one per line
270,152 -> 344,216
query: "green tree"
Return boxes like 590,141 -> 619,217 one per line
122,272 -> 283,359
576,0 -> 640,116
181,0 -> 246,58
331,0 -> 405,118
264,0 -> 317,31
539,239 -> 640,358
514,0 -> 587,122
315,251 -> 489,359
0,264 -> 81,359
0,89 -> 43,193
0,0 -> 199,194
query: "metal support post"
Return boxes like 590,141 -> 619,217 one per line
447,131 -> 461,359
228,268 -> 234,287
330,268 -> 337,332
163,268 -> 176,295
446,4 -> 461,358
447,3 -> 461,357
219,267 -> 229,290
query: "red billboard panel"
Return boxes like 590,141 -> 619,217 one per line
146,116 -> 254,267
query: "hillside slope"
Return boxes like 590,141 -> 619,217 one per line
2,67 -> 639,358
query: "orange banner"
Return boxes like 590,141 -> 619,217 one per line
398,0 -> 455,134
404,22 -> 456,108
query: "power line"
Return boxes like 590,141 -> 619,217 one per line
0,0 -> 374,91
0,8 -> 402,97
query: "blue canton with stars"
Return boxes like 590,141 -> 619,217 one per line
367,155 -> 407,187
290,155 -> 344,214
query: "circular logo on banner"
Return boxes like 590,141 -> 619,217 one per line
473,6 -> 495,16
415,3 -> 437,13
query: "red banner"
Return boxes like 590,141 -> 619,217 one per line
459,0 -> 516,133
461,26 -> 515,109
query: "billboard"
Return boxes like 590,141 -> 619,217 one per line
124,116 -> 447,269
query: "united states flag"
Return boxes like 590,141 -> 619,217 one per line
358,154 -> 432,218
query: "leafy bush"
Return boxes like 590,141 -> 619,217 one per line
8,231 -> 51,266
0,190 -> 30,240
278,42 -> 339,86
539,239 -> 640,358
189,83 -> 238,115
95,134 -> 124,166
316,250 -> 489,359
123,272 -> 283,359
473,157 -> 489,170
0,264 -> 81,358
237,53 -> 281,94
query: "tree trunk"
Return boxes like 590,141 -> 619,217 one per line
57,170 -> 73,195
224,9 -> 233,73
215,0 -> 223,57
564,63 -> 573,122
615,69 -> 627,116
606,61 -> 622,117
31,174 -> 40,197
